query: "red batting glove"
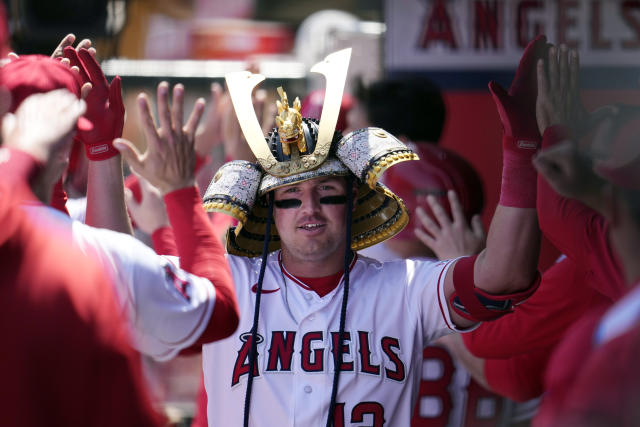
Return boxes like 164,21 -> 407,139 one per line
64,47 -> 124,161
490,35 -> 548,208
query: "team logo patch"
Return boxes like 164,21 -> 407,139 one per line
164,264 -> 191,301
251,283 -> 280,294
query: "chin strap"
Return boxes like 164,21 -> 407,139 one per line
450,255 -> 541,322
243,193 -> 274,427
325,175 -> 353,427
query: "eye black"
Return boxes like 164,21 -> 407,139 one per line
319,195 -> 347,205
274,199 -> 302,209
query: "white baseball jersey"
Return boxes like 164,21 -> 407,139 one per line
594,282 -> 640,346
202,251 -> 464,426
22,203 -> 216,361
360,243 -> 538,427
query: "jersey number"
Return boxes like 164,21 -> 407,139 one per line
411,346 -> 502,427
333,401 -> 385,426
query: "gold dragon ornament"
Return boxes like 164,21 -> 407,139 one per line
275,87 -> 307,156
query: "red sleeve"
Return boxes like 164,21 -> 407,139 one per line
0,148 -> 43,202
151,226 -> 178,256
463,257 -> 608,358
485,347 -> 549,402
190,375 -> 209,427
537,128 -> 626,300
535,308 -> 608,427
163,186 -> 239,345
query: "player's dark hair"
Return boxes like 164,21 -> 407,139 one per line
354,75 -> 446,143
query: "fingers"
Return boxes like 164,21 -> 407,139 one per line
108,76 -> 125,115
81,82 -> 93,100
113,138 -> 144,172
124,187 -> 139,210
76,38 -> 92,51
415,206 -> 440,237
414,227 -> 436,249
51,34 -> 75,59
447,190 -> 465,224
558,45 -> 569,106
533,146 -> 567,184
156,82 -> 172,138
1,112 -> 16,143
536,58 -> 550,133
137,93 -> 160,145
63,46 -> 90,83
171,84 -> 185,133
471,215 -> 486,240
427,194 -> 452,228
78,48 -> 108,88
568,49 -> 580,103
548,46 -> 559,97
185,98 -> 206,137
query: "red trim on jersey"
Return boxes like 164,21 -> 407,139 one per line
436,259 -> 456,330
278,251 -> 358,297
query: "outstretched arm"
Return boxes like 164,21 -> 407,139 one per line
442,36 -> 549,328
115,81 -> 239,343
64,46 -> 130,233
532,46 -> 626,299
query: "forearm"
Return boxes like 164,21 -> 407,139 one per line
437,334 -> 489,390
86,156 -> 133,234
475,206 -> 540,293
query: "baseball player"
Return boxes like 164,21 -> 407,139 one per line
349,64 -> 561,427
97,40 -> 547,426
527,50 -> 640,424
0,88 -> 163,426
1,53 -> 239,360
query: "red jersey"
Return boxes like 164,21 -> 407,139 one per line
0,148 -> 163,426
538,283 -> 640,427
463,257 -> 610,403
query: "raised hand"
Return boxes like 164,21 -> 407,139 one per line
113,81 -> 206,195
533,140 -> 606,211
50,33 -> 94,60
63,46 -> 124,160
2,89 -> 87,203
414,190 -> 486,260
490,35 -> 549,143
2,89 -> 86,163
490,35 -> 549,208
125,174 -> 170,235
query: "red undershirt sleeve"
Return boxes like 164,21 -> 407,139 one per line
537,128 -> 626,300
484,347 -> 550,402
151,226 -> 178,257
163,186 -> 239,347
